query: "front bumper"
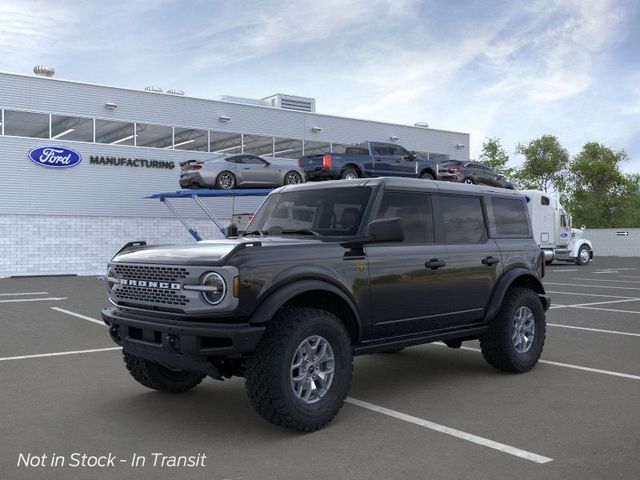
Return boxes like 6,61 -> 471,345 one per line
102,307 -> 265,376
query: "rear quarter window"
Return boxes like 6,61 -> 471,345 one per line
491,197 -> 530,236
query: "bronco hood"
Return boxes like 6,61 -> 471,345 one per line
111,237 -> 321,266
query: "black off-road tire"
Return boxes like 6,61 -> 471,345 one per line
420,171 -> 435,180
245,307 -> 353,432
479,287 -> 546,373
341,167 -> 359,180
123,352 -> 205,393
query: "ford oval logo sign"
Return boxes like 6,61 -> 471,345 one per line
28,146 -> 82,168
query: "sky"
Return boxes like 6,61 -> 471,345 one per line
1,0 -> 639,171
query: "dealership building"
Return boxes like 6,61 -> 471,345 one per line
0,68 -> 470,277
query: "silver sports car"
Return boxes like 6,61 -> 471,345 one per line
179,154 -> 305,189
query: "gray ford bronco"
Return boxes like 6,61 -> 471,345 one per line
102,177 -> 550,431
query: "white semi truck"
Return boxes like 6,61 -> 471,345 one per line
521,190 -> 594,266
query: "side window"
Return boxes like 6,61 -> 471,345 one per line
242,156 -> 267,165
375,192 -> 434,243
541,196 -> 550,206
492,197 -> 530,236
225,156 -> 243,164
389,145 -> 407,158
373,144 -> 391,156
441,196 -> 487,244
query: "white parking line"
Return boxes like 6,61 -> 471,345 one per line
548,323 -> 640,337
0,347 -> 121,362
345,397 -> 553,464
545,282 -> 640,291
621,275 -> 640,279
0,297 -> 67,304
450,345 -> 640,381
571,306 -> 640,315
0,292 -> 49,296
548,298 -> 640,310
573,278 -> 640,285
51,307 -> 105,326
549,269 -> 578,273
546,290 -> 639,299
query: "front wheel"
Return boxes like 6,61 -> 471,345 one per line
479,287 -> 546,373
245,307 -> 353,431
123,352 -> 205,393
284,170 -> 303,185
576,245 -> 591,265
216,171 -> 236,189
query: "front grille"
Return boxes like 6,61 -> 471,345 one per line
116,285 -> 190,306
114,264 -> 189,282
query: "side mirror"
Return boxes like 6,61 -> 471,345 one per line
225,223 -> 239,238
404,151 -> 416,161
366,217 -> 404,243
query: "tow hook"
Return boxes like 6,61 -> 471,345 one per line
166,334 -> 180,353
109,325 -> 121,342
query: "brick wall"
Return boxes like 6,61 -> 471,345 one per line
0,215 -> 227,277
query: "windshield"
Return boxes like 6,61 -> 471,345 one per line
245,187 -> 373,237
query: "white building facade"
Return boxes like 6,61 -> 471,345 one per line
0,71 -> 470,277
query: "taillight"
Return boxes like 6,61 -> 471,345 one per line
448,167 -> 461,173
322,153 -> 331,169
297,159 -> 301,167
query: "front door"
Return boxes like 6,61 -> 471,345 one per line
366,190 -> 452,338
239,155 -> 280,185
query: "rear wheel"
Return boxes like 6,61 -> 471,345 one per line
245,307 -> 353,431
463,177 -> 475,184
576,245 -> 591,265
216,171 -> 236,189
341,167 -> 359,180
479,287 -> 546,373
284,170 -> 303,185
420,171 -> 435,180
123,352 -> 205,393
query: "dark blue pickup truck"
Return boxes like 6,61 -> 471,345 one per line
298,141 -> 439,181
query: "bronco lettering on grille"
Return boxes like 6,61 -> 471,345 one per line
119,279 -> 182,290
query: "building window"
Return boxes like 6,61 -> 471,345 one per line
273,137 -> 303,159
51,115 -> 93,142
173,127 -> 208,151
210,131 -> 243,154
303,140 -> 331,156
244,134 -> 274,156
95,119 -> 135,145
135,123 -> 172,149
4,110 -> 49,138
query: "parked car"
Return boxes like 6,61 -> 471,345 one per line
179,155 -> 305,189
298,141 -> 438,181
438,160 -> 515,189
102,177 -> 549,432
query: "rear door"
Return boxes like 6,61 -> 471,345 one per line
437,194 -> 501,324
366,190 -> 451,338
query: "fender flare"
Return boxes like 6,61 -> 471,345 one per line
571,239 -> 593,258
484,268 -> 548,322
419,167 -> 437,178
249,279 -> 362,337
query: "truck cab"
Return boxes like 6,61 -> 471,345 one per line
522,190 -> 594,265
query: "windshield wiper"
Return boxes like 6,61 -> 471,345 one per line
280,229 -> 320,237
242,230 -> 268,237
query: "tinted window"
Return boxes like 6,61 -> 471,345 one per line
211,131 -> 242,154
242,156 -> 267,165
373,144 -> 392,156
51,115 -> 93,142
541,196 -> 550,206
441,196 -> 487,243
375,191 -> 434,243
244,134 -> 274,156
136,123 -> 172,148
388,145 -> 407,158
273,137 -> 303,158
304,140 -> 331,156
173,127 -> 208,151
345,146 -> 369,156
225,156 -> 244,164
95,119 -> 134,145
492,197 -> 530,236
4,110 -> 49,138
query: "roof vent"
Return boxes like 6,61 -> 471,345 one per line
167,88 -> 185,96
216,95 -> 270,107
33,65 -> 55,77
144,85 -> 163,93
262,94 -> 316,112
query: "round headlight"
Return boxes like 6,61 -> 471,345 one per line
201,272 -> 226,305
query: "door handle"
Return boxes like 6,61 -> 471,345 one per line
482,256 -> 500,266
425,258 -> 446,270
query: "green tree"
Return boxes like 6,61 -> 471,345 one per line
478,137 -> 515,178
568,142 -> 630,228
622,174 -> 640,227
514,135 -> 569,192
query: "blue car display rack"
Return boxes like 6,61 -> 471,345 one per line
146,188 -> 273,241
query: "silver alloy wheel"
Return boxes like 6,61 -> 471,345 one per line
218,172 -> 235,189
579,247 -> 590,263
463,178 -> 474,184
512,306 -> 535,353
290,335 -> 335,404
285,171 -> 302,184
344,172 -> 358,180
